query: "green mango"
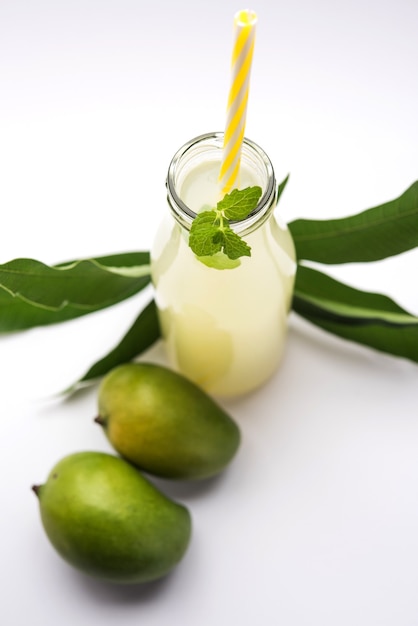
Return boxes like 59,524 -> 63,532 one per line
32,451 -> 191,583
96,363 -> 240,480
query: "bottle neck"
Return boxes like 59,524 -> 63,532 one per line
166,132 -> 277,236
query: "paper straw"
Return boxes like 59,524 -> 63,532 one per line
219,9 -> 258,194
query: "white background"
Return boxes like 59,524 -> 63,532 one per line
1,1 -> 418,624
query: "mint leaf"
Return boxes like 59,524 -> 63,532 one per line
189,209 -> 252,261
188,187 -> 262,265
217,225 -> 252,259
189,211 -> 223,257
189,210 -> 252,259
218,186 -> 262,220
197,253 -> 241,270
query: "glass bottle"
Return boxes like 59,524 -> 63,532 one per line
151,132 -> 296,397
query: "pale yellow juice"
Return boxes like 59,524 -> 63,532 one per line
151,151 -> 296,398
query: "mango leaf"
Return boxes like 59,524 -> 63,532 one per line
68,299 -> 161,391
0,287 -> 99,332
293,265 -> 418,362
277,174 -> 290,203
0,252 -> 151,332
289,181 -> 418,264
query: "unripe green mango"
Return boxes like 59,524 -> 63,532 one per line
32,451 -> 191,583
96,363 -> 240,480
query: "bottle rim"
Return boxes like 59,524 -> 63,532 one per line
166,132 -> 277,234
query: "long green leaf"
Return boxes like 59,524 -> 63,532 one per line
69,299 -> 161,390
289,181 -> 418,264
0,287 -> 104,332
0,252 -> 151,332
277,174 -> 290,203
293,265 -> 418,362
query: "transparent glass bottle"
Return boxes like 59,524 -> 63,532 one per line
151,132 -> 296,397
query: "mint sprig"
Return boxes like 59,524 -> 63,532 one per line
189,186 -> 262,261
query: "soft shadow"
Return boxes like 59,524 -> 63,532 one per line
70,568 -> 176,605
59,381 -> 99,403
288,315 -> 399,372
32,382 -> 99,421
146,471 -> 227,502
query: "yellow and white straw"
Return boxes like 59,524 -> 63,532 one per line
219,9 -> 258,194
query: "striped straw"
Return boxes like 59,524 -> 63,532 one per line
219,9 -> 258,195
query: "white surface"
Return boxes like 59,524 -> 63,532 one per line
1,1 -> 418,625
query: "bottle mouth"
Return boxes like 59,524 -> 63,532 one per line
166,132 -> 277,235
